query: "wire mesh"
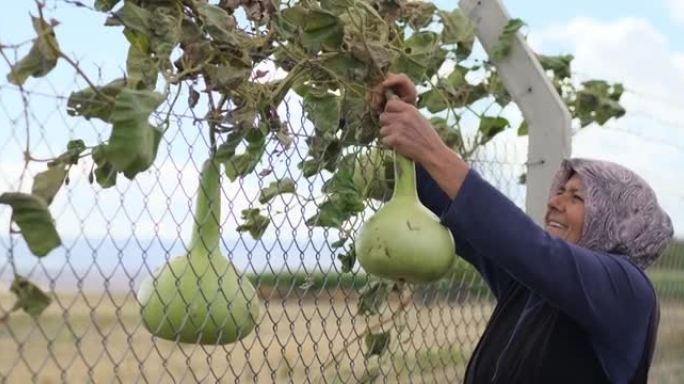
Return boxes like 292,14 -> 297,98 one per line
1,3 -> 683,384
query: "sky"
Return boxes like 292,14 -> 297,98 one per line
0,0 -> 683,289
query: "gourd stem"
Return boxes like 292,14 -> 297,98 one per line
392,152 -> 417,199
189,159 -> 221,259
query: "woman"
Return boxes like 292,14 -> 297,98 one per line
373,73 -> 674,383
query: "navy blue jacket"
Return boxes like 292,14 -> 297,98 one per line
416,165 -> 658,383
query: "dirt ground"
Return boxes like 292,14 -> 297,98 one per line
1,291 -> 683,383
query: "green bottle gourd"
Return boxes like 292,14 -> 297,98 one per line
355,150 -> 456,283
137,158 -> 260,344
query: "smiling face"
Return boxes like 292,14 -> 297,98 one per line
545,173 -> 585,244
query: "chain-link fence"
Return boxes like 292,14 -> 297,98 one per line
1,2 -> 684,383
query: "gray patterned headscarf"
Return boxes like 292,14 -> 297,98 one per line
549,158 -> 674,269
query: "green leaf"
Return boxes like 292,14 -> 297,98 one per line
31,164 -> 67,205
538,54 -> 573,80
299,159 -> 323,178
417,89 -> 448,113
365,331 -> 391,357
517,121 -> 528,136
280,6 -> 308,27
66,139 -> 87,162
126,44 -> 157,90
573,80 -> 626,127
430,117 -> 463,152
302,10 -> 344,53
259,178 -> 296,204
95,0 -> 120,12
305,191 -> 364,228
0,193 -> 61,257
488,72 -> 511,106
492,18 -> 525,61
303,92 -> 341,134
337,248 -> 355,273
105,88 -> 165,178
215,130 -> 247,161
196,3 -> 239,46
478,116 -> 509,144
91,145 -> 117,188
7,17 -> 60,86
389,31 -> 442,82
331,237 -> 348,249
438,9 -> 475,50
236,208 -> 270,239
358,280 -> 389,316
224,153 -> 260,181
108,1 -> 153,35
10,276 -> 51,318
66,78 -> 127,122
320,52 -> 370,83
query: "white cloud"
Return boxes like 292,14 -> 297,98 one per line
529,17 -> 684,237
666,0 -> 684,24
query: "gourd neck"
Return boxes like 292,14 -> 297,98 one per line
392,152 -> 417,200
189,159 -> 221,260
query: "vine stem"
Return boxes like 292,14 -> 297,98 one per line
314,285 -> 413,383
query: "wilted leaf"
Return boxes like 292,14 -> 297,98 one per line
337,248 -> 355,273
7,17 -> 60,86
236,208 -> 270,239
66,78 -> 127,122
258,178 -> 296,204
0,193 -> 61,257
224,153 -> 260,181
402,2 -> 437,30
31,165 -> 67,205
104,88 -> 165,178
95,0 -> 120,12
10,276 -> 51,318
204,64 -> 251,92
439,9 -> 475,57
365,331 -> 391,357
358,280 -> 389,316
196,3 -> 239,46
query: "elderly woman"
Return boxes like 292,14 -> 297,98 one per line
373,74 -> 674,383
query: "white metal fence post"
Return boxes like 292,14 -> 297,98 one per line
458,0 -> 572,226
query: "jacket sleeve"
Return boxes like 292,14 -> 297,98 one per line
438,168 -> 656,348
416,164 -> 516,299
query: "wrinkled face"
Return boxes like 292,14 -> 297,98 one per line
545,173 -> 585,243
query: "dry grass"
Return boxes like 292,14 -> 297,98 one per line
0,290 -> 493,383
1,291 -> 683,383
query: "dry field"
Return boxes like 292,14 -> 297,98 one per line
1,290 -> 683,383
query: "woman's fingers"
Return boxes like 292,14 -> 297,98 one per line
381,73 -> 417,105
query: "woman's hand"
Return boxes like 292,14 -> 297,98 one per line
373,72 -> 470,199
379,99 -> 447,165
373,73 -> 446,165
370,73 -> 418,111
